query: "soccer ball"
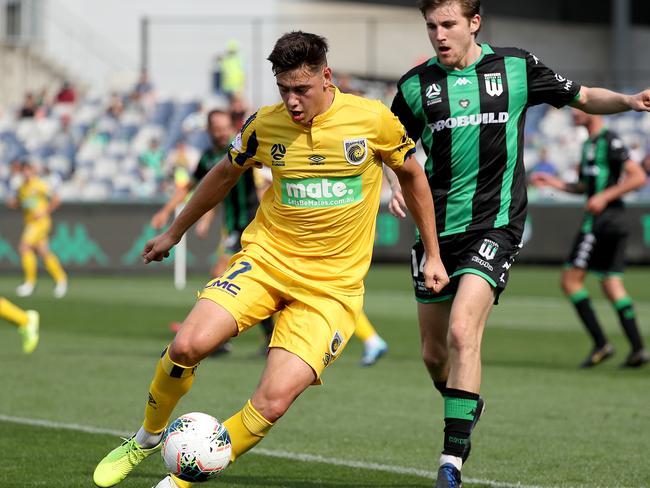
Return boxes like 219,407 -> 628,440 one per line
161,412 -> 232,482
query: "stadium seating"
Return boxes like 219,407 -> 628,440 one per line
1,81 -> 649,202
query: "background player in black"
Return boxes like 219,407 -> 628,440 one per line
532,110 -> 647,368
152,109 -> 274,351
389,1 -> 650,486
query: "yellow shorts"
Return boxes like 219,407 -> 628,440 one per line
21,219 -> 51,247
198,252 -> 363,380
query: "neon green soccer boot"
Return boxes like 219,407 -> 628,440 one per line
93,436 -> 161,487
19,310 -> 40,354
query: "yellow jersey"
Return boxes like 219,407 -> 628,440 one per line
18,177 -> 51,224
228,87 -> 415,294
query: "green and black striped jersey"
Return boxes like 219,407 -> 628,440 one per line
578,128 -> 629,233
193,145 -> 259,233
392,44 -> 580,238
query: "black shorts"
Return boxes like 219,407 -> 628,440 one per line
412,228 -> 522,304
566,230 -> 627,276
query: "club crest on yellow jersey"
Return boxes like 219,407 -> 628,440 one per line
329,330 -> 344,355
343,138 -> 368,165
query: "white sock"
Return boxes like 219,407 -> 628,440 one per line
365,334 -> 383,349
439,454 -> 462,471
134,426 -> 162,448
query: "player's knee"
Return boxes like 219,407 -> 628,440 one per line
560,272 -> 579,295
251,393 -> 290,423
421,344 -> 447,371
169,337 -> 203,366
600,278 -> 624,301
447,323 -> 479,356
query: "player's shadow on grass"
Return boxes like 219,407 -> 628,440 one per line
222,475 -> 432,487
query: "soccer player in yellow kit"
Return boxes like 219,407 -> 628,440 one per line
8,161 -> 67,298
0,297 -> 39,353
93,31 -> 448,488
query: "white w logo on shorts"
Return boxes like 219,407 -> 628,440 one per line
478,240 -> 499,261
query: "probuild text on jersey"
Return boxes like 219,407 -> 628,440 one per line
429,112 -> 509,133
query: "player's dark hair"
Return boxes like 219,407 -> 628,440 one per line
207,109 -> 229,127
267,31 -> 328,75
417,0 -> 481,35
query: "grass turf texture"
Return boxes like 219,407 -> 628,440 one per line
0,265 -> 649,487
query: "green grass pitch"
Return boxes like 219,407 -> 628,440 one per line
1,265 -> 649,487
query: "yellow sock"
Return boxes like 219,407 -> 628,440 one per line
21,251 -> 37,284
223,399 -> 274,462
170,475 -> 193,488
143,346 -> 197,434
353,311 -> 377,342
44,253 -> 67,283
0,297 -> 28,327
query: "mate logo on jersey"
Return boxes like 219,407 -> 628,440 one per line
484,73 -> 503,97
343,138 -> 368,165
281,176 -> 362,208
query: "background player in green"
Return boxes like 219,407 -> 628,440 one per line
152,109 -> 274,351
388,1 -> 650,486
532,110 -> 648,368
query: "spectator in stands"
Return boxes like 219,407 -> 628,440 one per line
35,88 -> 52,115
219,39 -> 245,101
210,53 -> 223,96
139,138 -> 165,188
530,148 -> 558,176
181,102 -> 207,133
228,94 -> 249,131
55,81 -> 77,104
18,92 -> 37,118
51,114 -> 81,165
133,70 -> 154,98
106,92 -> 124,119
165,138 -> 200,188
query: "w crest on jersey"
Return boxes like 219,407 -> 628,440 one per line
484,73 -> 503,97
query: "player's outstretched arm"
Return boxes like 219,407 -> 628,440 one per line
143,157 -> 245,263
571,86 -> 650,114
392,155 -> 449,293
529,172 -> 584,194
151,182 -> 193,229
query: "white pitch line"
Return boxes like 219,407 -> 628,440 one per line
0,414 -> 558,488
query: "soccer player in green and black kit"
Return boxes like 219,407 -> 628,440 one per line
532,110 -> 647,369
152,109 -> 274,348
388,1 -> 650,486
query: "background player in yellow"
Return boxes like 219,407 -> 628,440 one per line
0,296 -> 39,353
7,160 -> 68,298
93,31 -> 448,488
